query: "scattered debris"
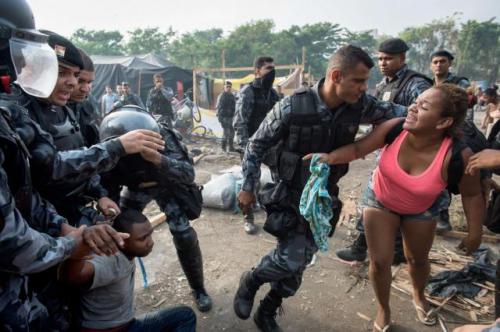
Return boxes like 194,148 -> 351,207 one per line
392,248 -> 495,322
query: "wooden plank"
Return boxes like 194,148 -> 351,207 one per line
437,230 -> 499,244
149,213 -> 166,229
193,153 -> 205,165
194,64 -> 303,73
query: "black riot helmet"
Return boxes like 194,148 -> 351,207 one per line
100,105 -> 160,141
100,105 -> 161,178
0,0 -> 58,97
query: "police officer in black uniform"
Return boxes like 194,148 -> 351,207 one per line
100,106 -> 213,312
336,38 -> 433,264
0,2 -> 142,329
234,45 -> 406,331
233,56 -> 280,234
21,31 -> 120,228
216,80 -> 237,152
68,48 -> 101,147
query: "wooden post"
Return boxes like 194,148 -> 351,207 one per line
496,258 -> 499,318
302,46 -> 306,70
192,69 -> 197,104
137,70 -> 142,97
221,49 -> 226,81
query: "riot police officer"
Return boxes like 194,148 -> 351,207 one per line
68,47 -> 101,147
233,45 -> 406,331
0,1 -> 130,329
336,38 -> 433,264
233,56 -> 280,234
100,106 -> 213,312
431,50 -> 470,89
216,80 -> 236,152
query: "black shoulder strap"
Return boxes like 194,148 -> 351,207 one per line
384,121 -> 404,145
447,140 -> 467,194
449,76 -> 469,86
393,70 -> 432,102
290,87 -> 316,114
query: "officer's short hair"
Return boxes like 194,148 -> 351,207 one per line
77,48 -> 94,72
113,209 -> 149,234
153,73 -> 163,80
327,45 -> 374,75
254,56 -> 274,69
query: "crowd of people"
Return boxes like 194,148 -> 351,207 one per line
0,0 -> 498,331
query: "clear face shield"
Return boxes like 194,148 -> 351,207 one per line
9,29 -> 58,98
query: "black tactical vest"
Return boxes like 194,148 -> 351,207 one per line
50,106 -> 85,151
248,86 -> 279,137
0,104 -> 33,225
278,88 -> 363,202
218,92 -> 236,117
375,69 -> 432,105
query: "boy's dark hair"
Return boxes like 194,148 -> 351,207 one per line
77,48 -> 94,72
326,45 -> 374,75
254,56 -> 274,69
113,209 -> 149,234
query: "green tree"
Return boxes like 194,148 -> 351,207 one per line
124,27 -> 174,55
70,28 -> 124,55
169,28 -> 224,69
456,18 -> 500,83
345,30 -> 381,87
286,22 -> 346,78
223,20 -> 276,70
399,15 -> 460,76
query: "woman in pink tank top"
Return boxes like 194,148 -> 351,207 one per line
305,85 -> 484,332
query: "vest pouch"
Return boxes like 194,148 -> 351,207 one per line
174,183 -> 204,220
259,181 -> 299,238
278,151 -> 301,183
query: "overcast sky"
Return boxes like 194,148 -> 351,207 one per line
30,0 -> 499,38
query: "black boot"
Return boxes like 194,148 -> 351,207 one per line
228,140 -> 236,152
173,228 -> 213,312
253,290 -> 283,332
234,270 -> 261,319
336,233 -> 367,262
221,140 -> 227,152
436,209 -> 452,232
393,235 -> 407,265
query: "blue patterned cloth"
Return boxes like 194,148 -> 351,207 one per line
299,155 -> 333,252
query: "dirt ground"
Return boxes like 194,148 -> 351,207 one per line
133,134 -> 497,332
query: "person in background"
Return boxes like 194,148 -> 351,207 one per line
216,80 -> 236,152
101,85 -> 118,116
146,74 -> 174,127
120,82 -> 145,108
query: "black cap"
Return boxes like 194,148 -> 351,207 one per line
378,38 -> 409,54
39,30 -> 84,69
121,81 -> 129,86
430,50 -> 454,61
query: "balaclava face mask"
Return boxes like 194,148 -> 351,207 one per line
260,68 -> 276,91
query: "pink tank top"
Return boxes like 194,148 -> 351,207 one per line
372,130 -> 452,215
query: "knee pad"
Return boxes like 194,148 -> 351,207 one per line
172,227 -> 198,252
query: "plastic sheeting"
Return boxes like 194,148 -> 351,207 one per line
426,247 -> 496,298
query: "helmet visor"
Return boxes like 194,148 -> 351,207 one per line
10,37 -> 58,98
